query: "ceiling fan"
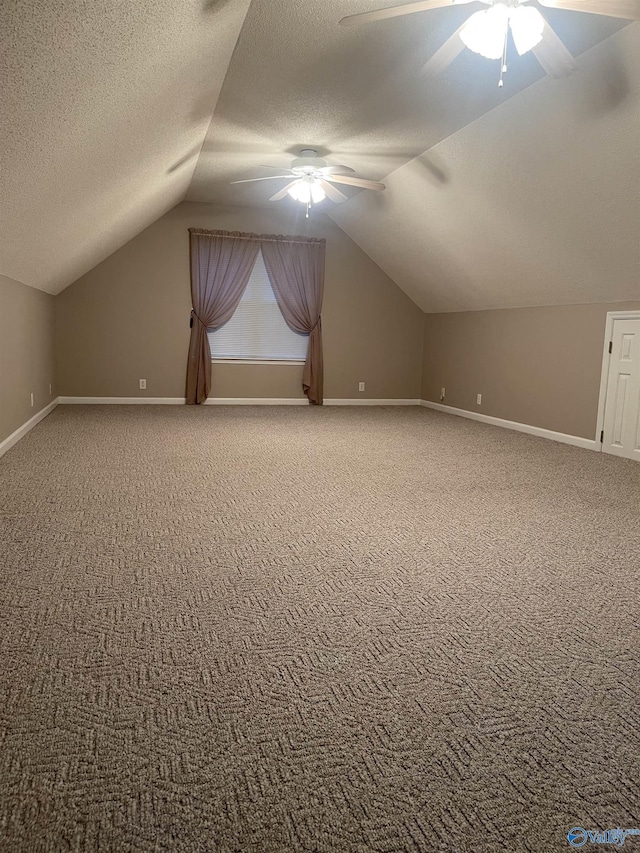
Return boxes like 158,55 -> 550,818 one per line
340,0 -> 640,86
231,149 -> 386,217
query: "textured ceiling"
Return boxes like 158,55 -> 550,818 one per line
0,0 -> 252,294
4,0 -> 636,308
188,0 -> 625,208
330,24 -> 640,312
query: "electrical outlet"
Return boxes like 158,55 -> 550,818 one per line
139,379 -> 147,390
358,382 -> 365,392
440,387 -> 445,401
477,393 -> 482,405
30,392 -> 34,408
49,383 -> 52,396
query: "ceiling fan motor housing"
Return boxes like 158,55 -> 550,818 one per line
291,149 -> 328,174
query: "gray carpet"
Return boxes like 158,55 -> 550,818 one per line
0,405 -> 638,852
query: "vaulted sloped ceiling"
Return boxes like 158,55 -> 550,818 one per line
330,23 -> 640,312
0,0 -> 252,294
187,0 -> 626,207
3,0 -> 638,308
185,0 -> 637,312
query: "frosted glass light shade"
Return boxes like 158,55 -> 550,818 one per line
460,5 -> 509,61
287,180 -> 325,204
288,182 -> 311,203
310,183 -> 326,203
509,5 -> 544,56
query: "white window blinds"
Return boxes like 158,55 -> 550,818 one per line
207,250 -> 309,361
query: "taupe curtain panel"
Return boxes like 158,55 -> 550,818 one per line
261,236 -> 325,405
186,230 -> 260,404
186,228 -> 326,406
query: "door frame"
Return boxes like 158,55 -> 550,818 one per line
595,310 -> 640,450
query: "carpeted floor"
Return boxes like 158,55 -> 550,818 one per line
0,405 -> 638,852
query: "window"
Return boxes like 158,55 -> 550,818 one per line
207,251 -> 308,362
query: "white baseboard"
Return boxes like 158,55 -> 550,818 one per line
57,396 -> 421,407
58,396 -> 186,404
325,399 -> 421,406
203,397 -> 308,405
0,398 -> 59,460
58,396 -> 306,406
420,400 -> 599,451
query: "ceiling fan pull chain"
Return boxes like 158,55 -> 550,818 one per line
499,27 -> 508,88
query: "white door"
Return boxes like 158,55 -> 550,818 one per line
602,317 -> 640,461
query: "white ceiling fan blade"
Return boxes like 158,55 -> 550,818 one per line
420,23 -> 467,76
230,175 -> 294,184
539,0 -> 640,20
327,174 -> 386,191
531,18 -> 577,78
319,180 -> 349,203
270,181 -> 299,201
319,165 -> 356,175
340,0 -> 477,27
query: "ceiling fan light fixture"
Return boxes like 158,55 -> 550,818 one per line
287,182 -> 310,203
310,182 -> 326,203
287,178 -> 326,205
459,5 -> 509,61
509,5 -> 545,56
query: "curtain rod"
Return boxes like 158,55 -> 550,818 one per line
188,228 -> 326,245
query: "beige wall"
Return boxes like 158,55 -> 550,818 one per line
422,302 -> 640,440
55,201 -> 424,401
0,275 -> 56,444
